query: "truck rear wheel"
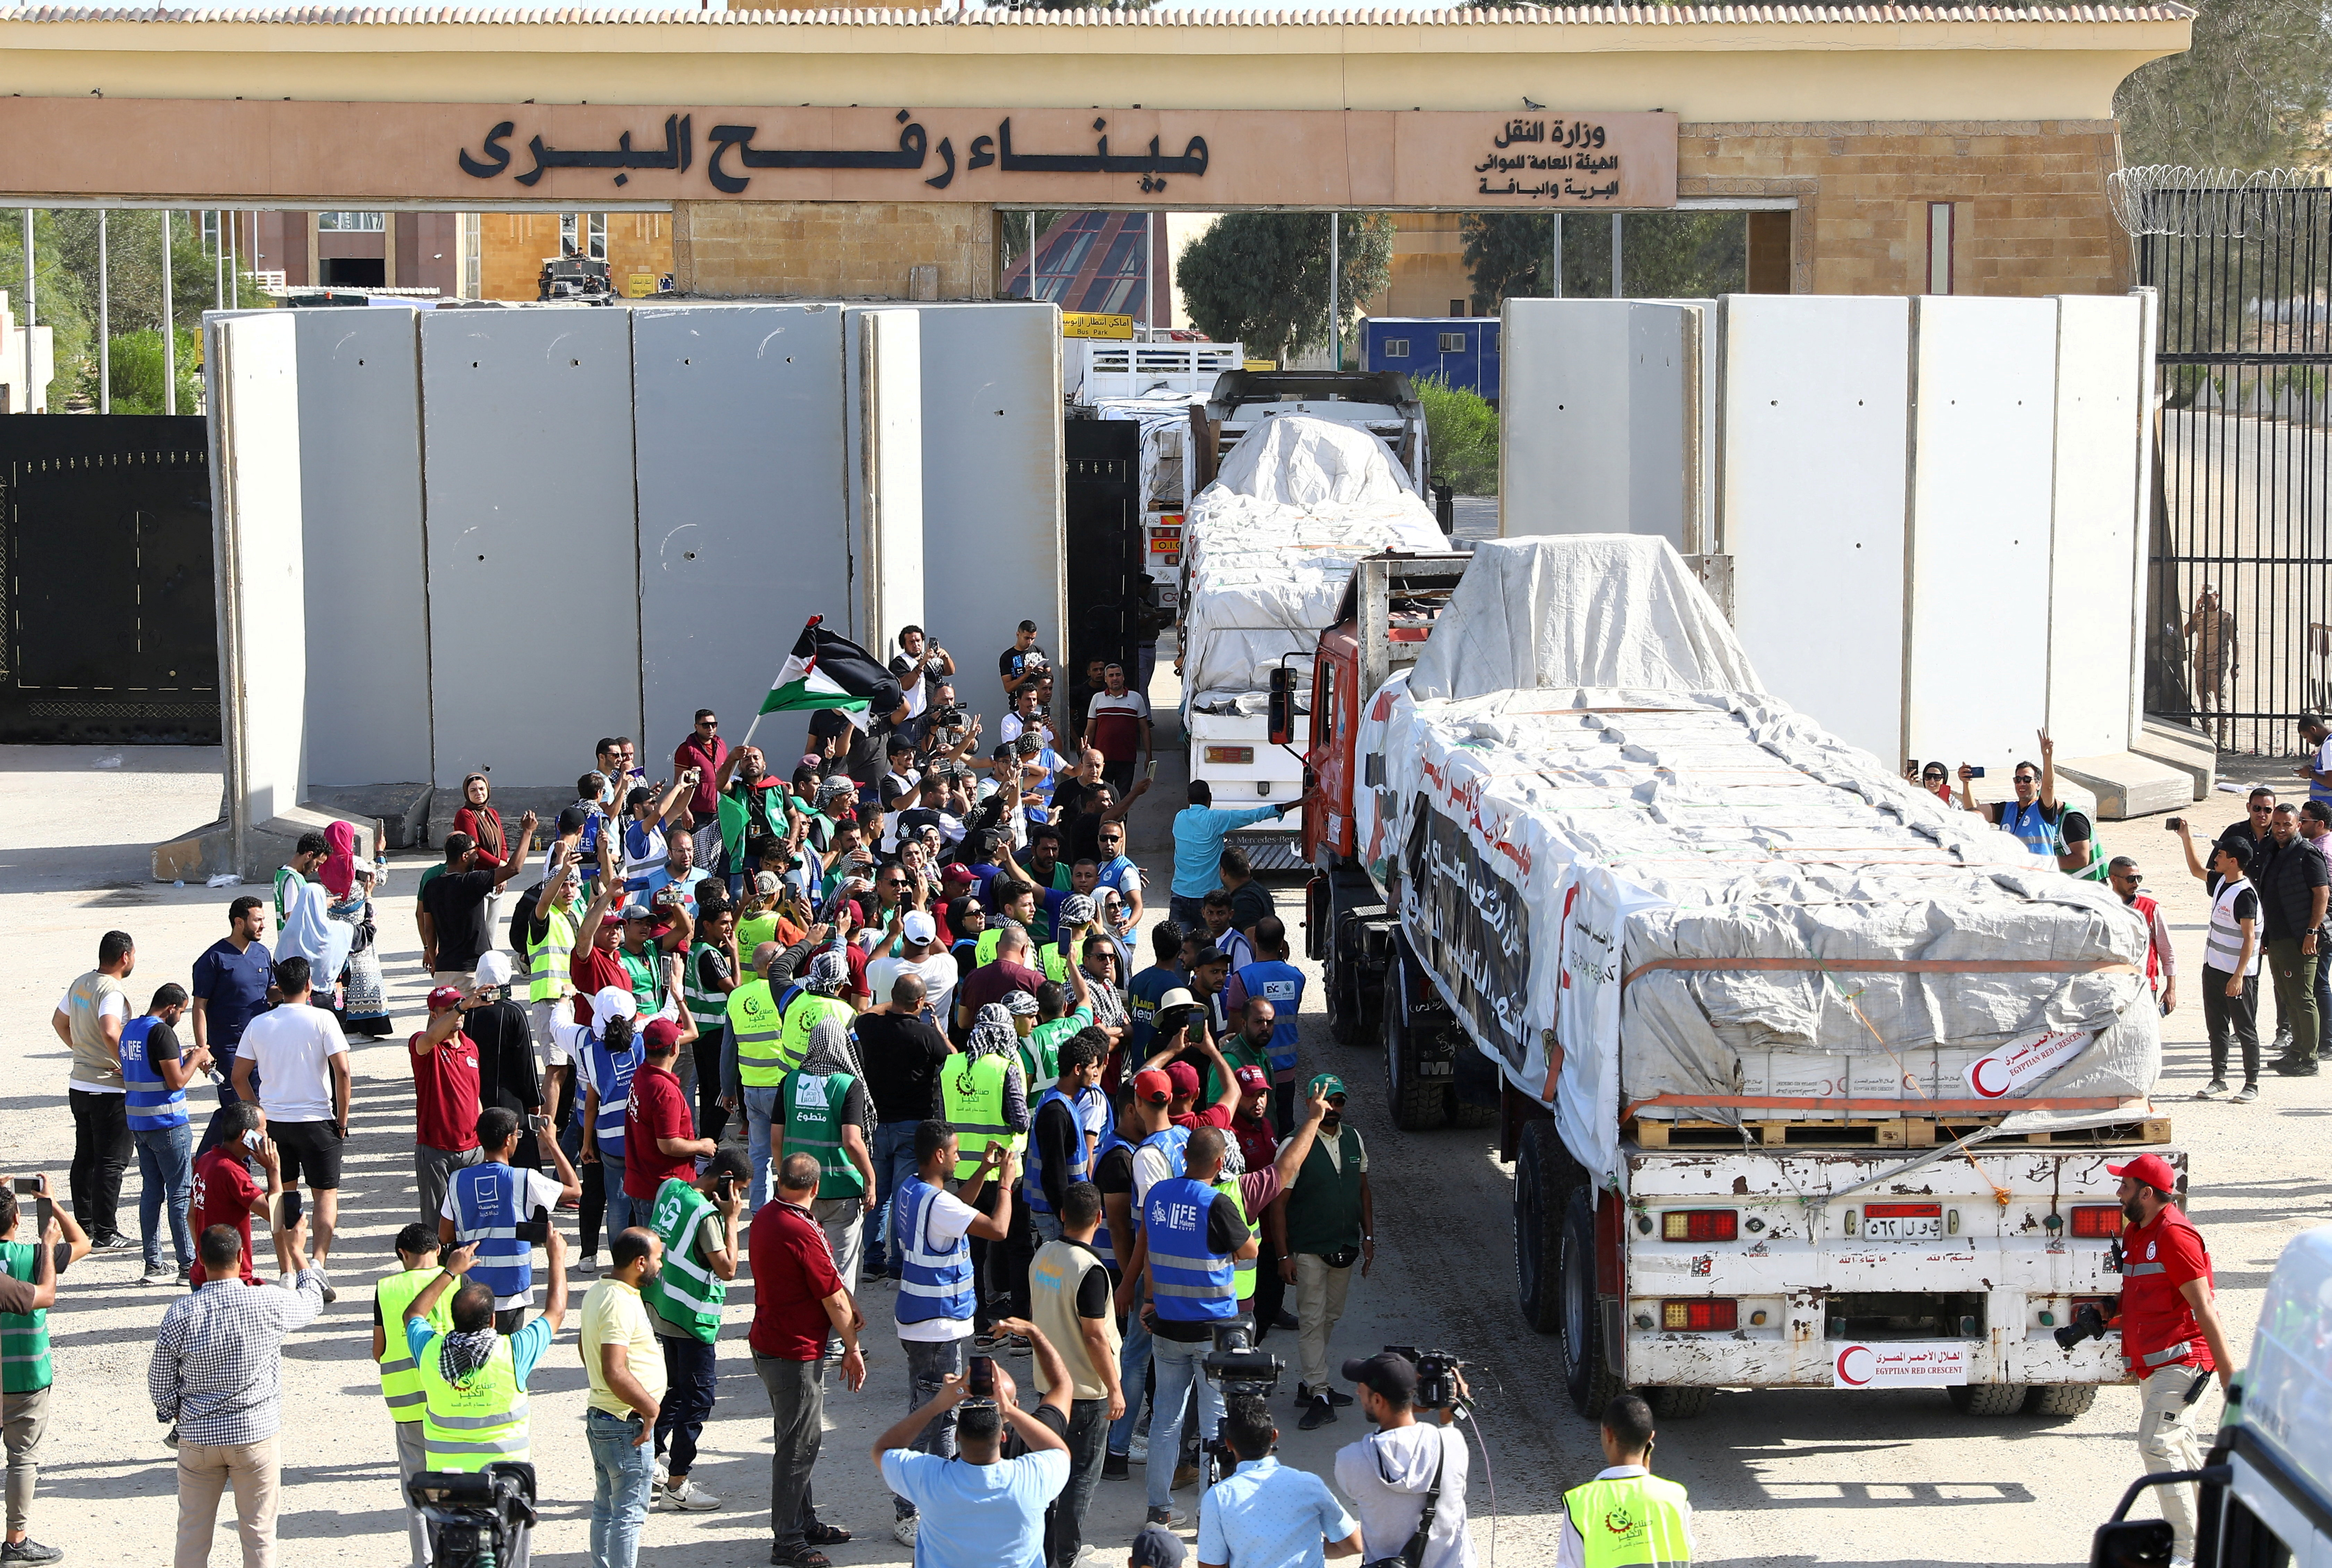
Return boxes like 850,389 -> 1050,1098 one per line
1946,1383 -> 2028,1416
1383,993 -> 1450,1131
1327,940 -> 1362,1048
1514,1120 -> 1568,1333
2022,1384 -> 2096,1419
1645,1385 -> 1712,1420
1560,1186 -> 1624,1419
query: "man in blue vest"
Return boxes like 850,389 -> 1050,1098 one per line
1956,733 -> 2066,863
441,1107 -> 581,1335
1140,1126 -> 1255,1529
1226,917 -> 1307,1137
121,984 -> 207,1284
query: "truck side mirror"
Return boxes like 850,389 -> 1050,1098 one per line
1267,665 -> 1297,748
2088,1518 -> 2172,1568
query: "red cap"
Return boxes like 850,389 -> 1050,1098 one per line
942,864 -> 974,889
2106,1153 -> 2179,1194
643,1017 -> 682,1053
1132,1069 -> 1174,1106
426,986 -> 463,1013
1233,1064 -> 1269,1092
1165,1061 -> 1201,1098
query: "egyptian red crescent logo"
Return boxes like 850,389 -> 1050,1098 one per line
1836,1345 -> 1876,1385
1968,1056 -> 2012,1098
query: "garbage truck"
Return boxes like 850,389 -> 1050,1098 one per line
1298,535 -> 2180,1418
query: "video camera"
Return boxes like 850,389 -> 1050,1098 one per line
1203,1323 -> 1283,1396
409,1464 -> 536,1568
1384,1346 -> 1468,1412
929,701 -> 969,732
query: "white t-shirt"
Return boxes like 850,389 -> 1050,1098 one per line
1132,1143 -> 1177,1208
999,713 -> 1054,750
897,1187 -> 980,1343
441,1165 -> 570,1309
58,988 -> 131,1095
867,953 -> 958,1026
235,1004 -> 350,1123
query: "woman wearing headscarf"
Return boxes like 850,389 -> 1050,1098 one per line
453,772 -> 513,934
958,1003 -> 1034,1340
785,1015 -> 879,1291
321,819 -> 392,1036
276,829 -> 355,1017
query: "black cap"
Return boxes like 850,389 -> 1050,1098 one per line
626,785 -> 654,810
1128,1523 -> 1186,1568
1342,1351 -> 1419,1402
556,806 -> 588,835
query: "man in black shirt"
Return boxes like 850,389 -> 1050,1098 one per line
1031,1035 -> 1107,1238
855,972 -> 955,1281
1000,620 -> 1050,701
419,817 -> 536,984
463,952 -> 545,1171
2258,803 -> 2330,1076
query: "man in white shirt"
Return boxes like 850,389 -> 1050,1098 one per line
230,955 -> 352,1297
868,912 -> 958,1029
1334,1352 -> 1475,1568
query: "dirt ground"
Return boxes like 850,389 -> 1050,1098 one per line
3,737 -> 2325,1568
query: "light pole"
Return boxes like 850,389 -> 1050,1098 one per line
162,210 -> 176,415
98,209 -> 109,413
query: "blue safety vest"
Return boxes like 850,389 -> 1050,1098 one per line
1093,1123 -> 1131,1266
1144,1175 -> 1235,1323
449,1162 -> 534,1305
895,1177 -> 975,1326
1235,960 -> 1307,1075
1025,1088 -> 1091,1217
119,1015 -> 187,1132
583,1032 -> 643,1159
1998,799 -> 2064,860
1139,1125 -> 1190,1180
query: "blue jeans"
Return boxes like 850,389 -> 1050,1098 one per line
868,1121 -> 921,1276
585,1408 -> 656,1567
1147,1331 -> 1222,1511
1108,1307 -> 1154,1456
601,1147 -> 635,1239
133,1121 -> 195,1270
744,1085 -> 783,1211
893,1336 -> 966,1519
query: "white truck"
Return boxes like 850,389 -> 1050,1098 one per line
1299,536 -> 2178,1419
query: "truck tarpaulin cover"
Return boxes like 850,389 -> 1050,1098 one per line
1181,415 -> 1444,705
1359,536 -> 2160,1187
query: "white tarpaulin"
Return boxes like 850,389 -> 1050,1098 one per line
1182,416 -> 1444,704
1355,537 -> 2161,1187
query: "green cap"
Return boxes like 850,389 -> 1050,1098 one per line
1309,1072 -> 1347,1099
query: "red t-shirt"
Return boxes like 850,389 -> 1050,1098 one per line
411,1030 -> 483,1153
1231,1113 -> 1278,1179
748,1199 -> 842,1360
2120,1204 -> 2215,1372
189,1145 -> 261,1283
624,1063 -> 695,1199
570,945 -> 628,1027
957,959 -> 1044,1019
1173,1104 -> 1235,1133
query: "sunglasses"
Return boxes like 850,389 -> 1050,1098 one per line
698,719 -> 719,729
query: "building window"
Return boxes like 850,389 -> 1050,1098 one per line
1383,338 -> 1409,359
1438,332 -> 1466,353
1449,299 -> 1468,317
559,214 -> 608,261
460,213 -> 481,300
317,211 -> 386,232
1926,202 -> 1955,295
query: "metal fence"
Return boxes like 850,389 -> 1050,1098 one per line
2126,173 -> 2332,755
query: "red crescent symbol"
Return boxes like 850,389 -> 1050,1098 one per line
1969,1056 -> 2011,1099
1836,1345 -> 1875,1386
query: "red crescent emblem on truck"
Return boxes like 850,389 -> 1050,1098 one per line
1968,1056 -> 2011,1098
1836,1345 -> 1876,1385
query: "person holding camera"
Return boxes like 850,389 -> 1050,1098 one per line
1194,1392 -> 1361,1568
441,1107 -> 582,1336
1,1179 -> 77,1568
868,1330 -> 1068,1568
1557,1394 -> 1692,1568
1333,1353 -> 1473,1568
640,1147 -> 748,1515
373,1223 -> 461,1568
408,987 -> 486,1231
1277,1074 -> 1373,1431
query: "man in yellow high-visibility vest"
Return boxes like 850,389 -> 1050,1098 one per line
1557,1394 -> 1693,1568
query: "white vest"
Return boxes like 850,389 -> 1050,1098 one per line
2204,876 -> 2262,977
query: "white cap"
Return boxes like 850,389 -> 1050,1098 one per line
754,870 -> 782,897
902,911 -> 937,946
592,986 -> 640,1023
472,951 -> 515,987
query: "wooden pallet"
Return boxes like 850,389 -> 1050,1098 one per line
1628,1115 -> 2172,1150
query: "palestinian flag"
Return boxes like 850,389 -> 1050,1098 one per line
759,617 -> 903,731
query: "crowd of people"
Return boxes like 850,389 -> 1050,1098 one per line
26,619 -> 1712,1568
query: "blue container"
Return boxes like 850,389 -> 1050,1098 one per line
1362,318 -> 1501,403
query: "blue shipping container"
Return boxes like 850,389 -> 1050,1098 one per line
1363,318 -> 1501,403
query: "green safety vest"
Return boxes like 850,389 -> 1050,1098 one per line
727,980 -> 786,1087
943,1052 -> 1021,1179
2071,839 -> 2110,882
777,993 -> 854,1078
780,1068 -> 863,1198
1284,1126 -> 1366,1259
375,1267 -> 457,1421
418,1331 -> 530,1472
0,1241 -> 51,1394
619,944 -> 665,1014
529,902 -> 577,1003
1210,1175 -> 1257,1302
1563,1473 -> 1693,1567
1040,945 -> 1072,985
682,943 -> 729,1034
976,928 -> 1004,968
641,1177 -> 726,1343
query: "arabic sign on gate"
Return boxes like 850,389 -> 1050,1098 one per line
0,99 -> 1678,209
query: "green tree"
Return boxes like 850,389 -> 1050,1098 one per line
83,327 -> 203,416
2115,0 -> 2332,168
1417,376 -> 1499,496
1176,212 -> 1395,362
1461,210 -> 1747,310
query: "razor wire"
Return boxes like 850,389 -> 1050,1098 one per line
2108,165 -> 2332,238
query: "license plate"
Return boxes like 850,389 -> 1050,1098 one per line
1862,1203 -> 1941,1242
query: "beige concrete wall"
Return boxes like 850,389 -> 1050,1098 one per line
671,202 -> 994,300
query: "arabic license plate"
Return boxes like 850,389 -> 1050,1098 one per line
1861,1203 -> 1942,1243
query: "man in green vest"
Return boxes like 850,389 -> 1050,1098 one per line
947,1006 -> 1033,1338
525,855 -> 587,1118
374,1222 -> 460,1568
775,1017 -> 879,1298
2,1175 -> 85,1567
642,1148 -> 749,1514
1274,1073 -> 1373,1431
1559,1394 -> 1695,1568
723,928 -> 828,1212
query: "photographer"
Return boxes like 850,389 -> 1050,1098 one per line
1194,1393 -> 1360,1568
643,1148 -> 750,1514
1558,1395 -> 1692,1568
1000,621 -> 1051,702
1333,1354 -> 1473,1568
869,1334 -> 1067,1568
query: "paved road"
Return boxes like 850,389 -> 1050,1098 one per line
2,740 -> 2326,1567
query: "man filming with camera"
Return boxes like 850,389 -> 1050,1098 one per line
868,1327 -> 1068,1568
1333,1352 -> 1473,1568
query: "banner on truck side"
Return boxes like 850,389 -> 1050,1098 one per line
1399,791 -> 1533,1072
1962,1027 -> 2091,1099
1832,1342 -> 1970,1388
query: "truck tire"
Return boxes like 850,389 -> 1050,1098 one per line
1946,1383 -> 2028,1416
2023,1384 -> 2097,1419
1383,989 -> 1450,1131
1560,1186 -> 1624,1419
1514,1120 -> 1569,1334
1450,1098 -> 1500,1129
1327,941 -> 1362,1048
1645,1385 -> 1712,1420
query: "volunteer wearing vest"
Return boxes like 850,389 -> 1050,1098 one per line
1557,1394 -> 1694,1568
372,1224 -> 459,1568
1335,1351 -> 1476,1568
524,846 -> 587,1119
888,1119 -> 1016,1548
51,929 -> 138,1251
2107,857 -> 2180,1020
1141,1126 -> 1256,1529
682,902 -> 743,1143
1277,1073 -> 1374,1431
1028,1179 -> 1124,1568
1225,917 -> 1307,1136
644,1148 -> 749,1515
1029,1035 -> 1108,1246
401,1231 -> 569,1568
577,993 -> 650,1242
1957,736 -> 2066,862
120,984 -> 207,1285
441,1107 -> 581,1336
947,1005 -> 1033,1340
776,1017 -> 879,1290
2,1178 -> 84,1568
2176,822 -> 2265,1101
1193,1393 -> 1360,1568
726,930 -> 839,1212
2111,1152 -> 2236,1567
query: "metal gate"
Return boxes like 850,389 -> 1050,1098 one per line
2125,173 -> 2332,756
0,415 -> 218,745
1063,416 -> 1141,684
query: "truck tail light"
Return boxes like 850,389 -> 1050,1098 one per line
2069,1206 -> 2122,1238
1660,1210 -> 1738,1243
1202,746 -> 1254,766
1662,1299 -> 1739,1332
